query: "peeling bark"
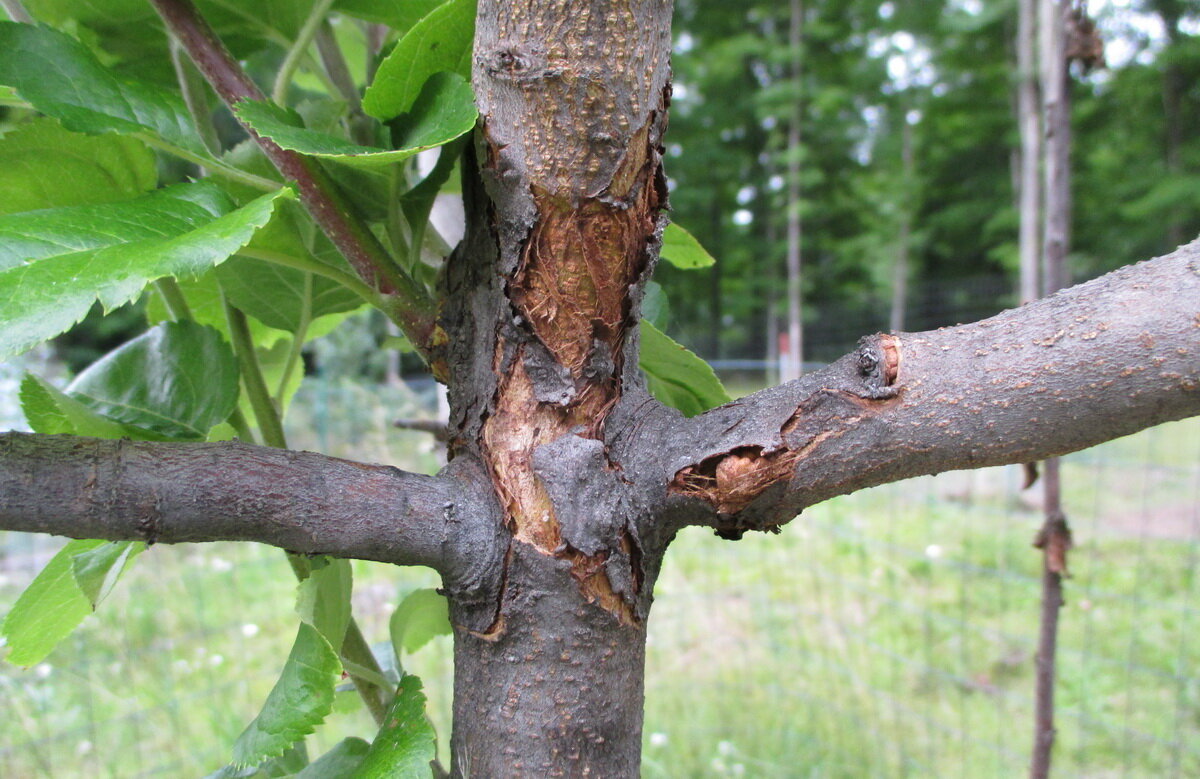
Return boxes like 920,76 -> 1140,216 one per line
631,245 -> 1200,537
440,1 -> 672,771
2,2 -> 1200,775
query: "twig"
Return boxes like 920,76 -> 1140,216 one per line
148,0 -> 438,354
1,0 -> 32,23
393,418 -> 450,443
1031,459 -> 1072,778
272,0 -> 337,104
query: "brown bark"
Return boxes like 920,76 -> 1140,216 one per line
2,1 -> 1200,775
643,243 -> 1200,536
440,1 -> 672,772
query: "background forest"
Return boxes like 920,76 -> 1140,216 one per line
662,0 -> 1200,368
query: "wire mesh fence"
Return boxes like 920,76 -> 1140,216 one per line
2,376 -> 1197,777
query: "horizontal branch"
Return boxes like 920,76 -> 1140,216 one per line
0,433 -> 468,569
636,239 -> 1200,537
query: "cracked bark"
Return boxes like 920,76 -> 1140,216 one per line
3,0 -> 1200,775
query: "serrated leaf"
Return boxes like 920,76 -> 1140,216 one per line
65,321 -> 239,441
237,73 -> 476,168
217,258 -> 362,333
18,373 -> 72,434
20,374 -> 132,439
71,541 -> 145,609
232,623 -> 342,768
0,186 -> 292,359
295,737 -> 370,778
144,269 -> 291,350
354,675 -> 437,778
335,0 -> 443,32
0,119 -> 156,217
1,539 -> 105,666
660,222 -> 716,269
0,181 -> 234,269
389,588 -> 451,658
639,321 -> 731,417
362,0 -> 475,120
296,558 -> 352,652
0,22 -> 204,152
204,740 -> 310,779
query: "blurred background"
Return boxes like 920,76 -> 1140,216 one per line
3,0 -> 1200,775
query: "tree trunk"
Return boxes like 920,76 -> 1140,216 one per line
1159,7 -> 1185,249
441,1 -> 673,772
1031,3 -> 1071,776
1017,0 -> 1042,305
450,544 -> 647,776
783,0 -> 804,381
889,114 -> 913,333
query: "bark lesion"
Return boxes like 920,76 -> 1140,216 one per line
667,334 -> 904,535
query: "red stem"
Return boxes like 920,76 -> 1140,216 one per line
148,0 -> 438,351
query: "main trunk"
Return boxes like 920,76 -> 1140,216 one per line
437,1 -> 674,774
450,544 -> 648,775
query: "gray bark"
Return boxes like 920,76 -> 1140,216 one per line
0,433 -> 495,576
634,243 -> 1200,537
2,1 -> 1200,775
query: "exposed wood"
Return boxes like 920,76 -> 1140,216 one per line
632,243 -> 1200,536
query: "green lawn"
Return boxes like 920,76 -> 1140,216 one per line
1,398 -> 1196,777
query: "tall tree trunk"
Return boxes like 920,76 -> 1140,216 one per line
783,0 -> 804,381
1160,10 -> 1185,248
889,114 -> 914,333
709,196 -> 724,358
1031,3 -> 1071,777
1018,0 -> 1042,305
443,1 -> 673,773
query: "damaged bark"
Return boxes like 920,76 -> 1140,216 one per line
3,1 -> 1200,776
438,0 -> 673,772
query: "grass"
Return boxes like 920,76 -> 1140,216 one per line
1,384 -> 1197,777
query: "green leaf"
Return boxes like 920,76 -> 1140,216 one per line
217,258 -> 363,333
0,186 -> 292,359
660,222 -> 716,269
641,281 -> 670,329
71,541 -> 145,609
0,22 -> 204,152
362,0 -> 476,120
1,539 -> 105,666
639,321 -> 731,417
0,181 -> 234,269
237,73 -> 476,168
354,675 -> 437,778
65,321 -> 239,441
144,269 -> 289,350
296,558 -> 353,652
20,374 -> 132,439
295,737 -> 371,778
232,623 -> 342,768
334,0 -> 444,32
18,373 -> 73,434
0,119 -> 156,216
389,588 -> 451,658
